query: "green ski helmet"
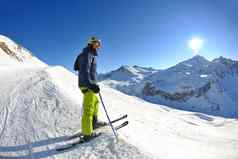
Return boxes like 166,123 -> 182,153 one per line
88,37 -> 101,45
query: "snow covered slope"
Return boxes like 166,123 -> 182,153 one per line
0,66 -> 238,159
0,35 -> 238,159
0,66 -> 154,159
99,55 -> 238,117
0,35 -> 46,67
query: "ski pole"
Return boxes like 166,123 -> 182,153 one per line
99,92 -> 118,141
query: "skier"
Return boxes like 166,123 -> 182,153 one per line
74,37 -> 107,142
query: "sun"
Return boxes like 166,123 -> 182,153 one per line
188,38 -> 204,55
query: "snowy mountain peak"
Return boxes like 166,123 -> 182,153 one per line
0,35 -> 14,44
0,35 -> 46,66
118,65 -> 137,73
99,55 -> 238,117
98,65 -> 157,82
212,56 -> 238,65
0,35 -> 32,60
118,65 -> 156,75
132,65 -> 157,72
192,55 -> 208,60
179,55 -> 210,67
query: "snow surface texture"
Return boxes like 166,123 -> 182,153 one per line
99,56 -> 238,118
1,66 -> 238,159
0,66 -> 153,159
0,35 -> 238,159
0,35 -> 152,158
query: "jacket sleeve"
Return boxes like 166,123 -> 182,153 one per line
73,54 -> 80,71
80,48 -> 96,88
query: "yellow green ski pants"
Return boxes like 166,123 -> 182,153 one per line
80,87 -> 99,135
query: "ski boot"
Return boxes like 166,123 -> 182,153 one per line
80,132 -> 102,143
93,116 -> 108,130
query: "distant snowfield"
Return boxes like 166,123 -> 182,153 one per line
0,66 -> 238,159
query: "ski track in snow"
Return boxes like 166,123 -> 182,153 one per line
0,67 -> 154,159
0,104 -> 9,140
0,66 -> 238,159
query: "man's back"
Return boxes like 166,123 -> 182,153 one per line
75,46 -> 97,88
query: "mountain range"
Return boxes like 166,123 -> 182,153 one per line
0,35 -> 238,159
98,55 -> 238,117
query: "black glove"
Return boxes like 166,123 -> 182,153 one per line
90,84 -> 100,93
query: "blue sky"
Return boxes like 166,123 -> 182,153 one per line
1,0 -> 238,73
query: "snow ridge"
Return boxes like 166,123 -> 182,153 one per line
0,35 -> 46,66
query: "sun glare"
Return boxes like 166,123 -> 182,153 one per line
189,38 -> 203,55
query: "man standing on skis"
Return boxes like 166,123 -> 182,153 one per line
74,37 -> 106,142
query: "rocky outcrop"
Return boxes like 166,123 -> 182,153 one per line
143,81 -> 211,102
0,42 -> 23,61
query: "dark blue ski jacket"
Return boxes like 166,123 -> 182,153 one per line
74,45 -> 98,89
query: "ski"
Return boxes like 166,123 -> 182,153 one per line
67,132 -> 83,140
56,133 -> 102,152
56,121 -> 128,152
68,114 -> 127,140
115,121 -> 128,130
111,114 -> 127,124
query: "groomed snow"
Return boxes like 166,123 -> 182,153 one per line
0,66 -> 238,159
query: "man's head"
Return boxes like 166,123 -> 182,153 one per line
88,37 -> 101,50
